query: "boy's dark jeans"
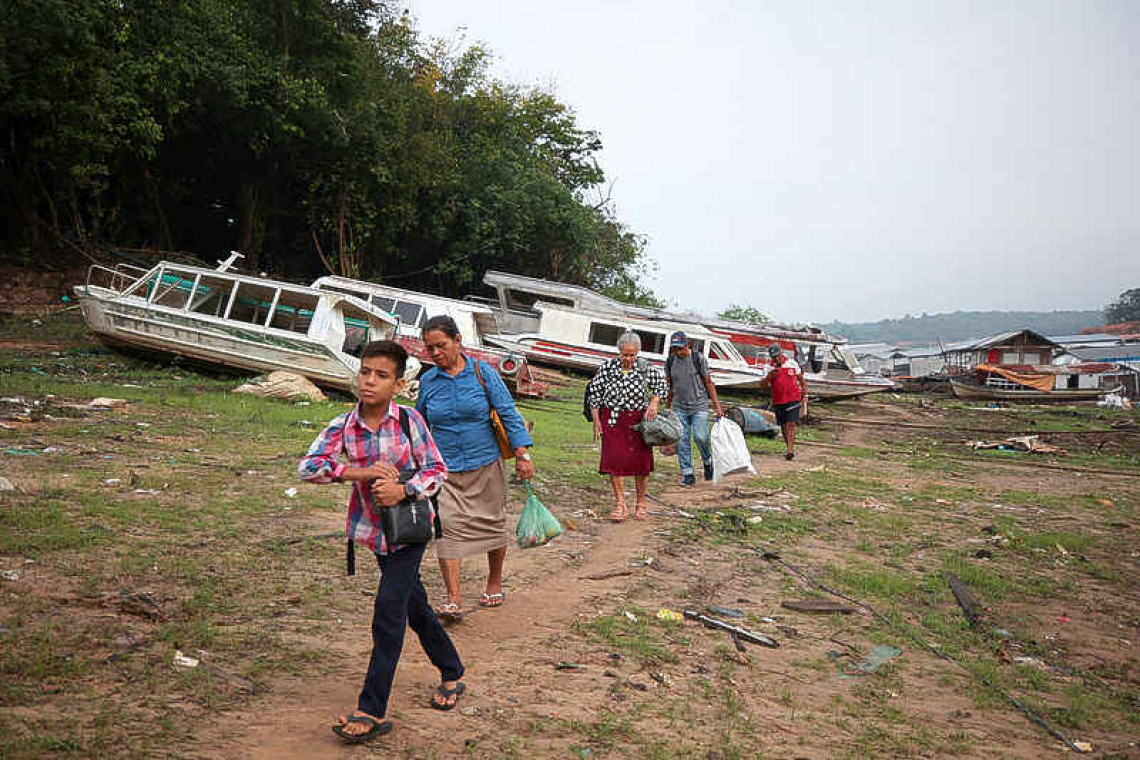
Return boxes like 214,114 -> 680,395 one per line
359,542 -> 464,719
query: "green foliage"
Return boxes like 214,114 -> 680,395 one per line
820,310 -> 1103,343
0,1 -> 656,303
1104,288 -> 1140,324
717,304 -> 769,326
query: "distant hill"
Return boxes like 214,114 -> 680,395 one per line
820,310 -> 1104,344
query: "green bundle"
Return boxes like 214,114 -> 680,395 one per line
516,483 -> 563,548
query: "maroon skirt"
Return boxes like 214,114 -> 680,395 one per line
599,408 -> 654,476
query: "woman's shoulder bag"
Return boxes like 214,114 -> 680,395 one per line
471,358 -> 516,460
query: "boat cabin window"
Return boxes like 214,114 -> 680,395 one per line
731,342 -> 766,363
588,322 -> 624,347
227,282 -> 279,326
340,303 -> 381,356
149,268 -> 198,309
392,299 -> 425,328
508,288 -> 574,310
708,341 -> 731,361
267,290 -> 318,334
688,338 -> 705,355
633,330 -> 666,354
188,276 -> 233,318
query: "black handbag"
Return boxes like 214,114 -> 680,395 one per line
346,408 -> 441,574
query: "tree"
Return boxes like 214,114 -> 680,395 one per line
1105,288 -> 1140,324
718,304 -> 769,326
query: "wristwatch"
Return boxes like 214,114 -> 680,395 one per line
518,451 -> 532,462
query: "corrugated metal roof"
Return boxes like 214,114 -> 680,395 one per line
954,329 -> 1058,351
1070,346 -> 1140,362
1047,333 -> 1121,344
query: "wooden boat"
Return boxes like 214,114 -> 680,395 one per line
949,377 -> 1123,402
74,259 -> 398,393
478,270 -> 896,399
310,275 -> 546,398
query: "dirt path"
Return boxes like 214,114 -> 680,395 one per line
190,500 -> 665,758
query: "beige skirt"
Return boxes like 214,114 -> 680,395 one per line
435,459 -> 511,559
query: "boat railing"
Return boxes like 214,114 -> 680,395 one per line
85,263 -> 149,295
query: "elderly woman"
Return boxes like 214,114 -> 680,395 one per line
586,331 -> 668,521
415,315 -> 534,620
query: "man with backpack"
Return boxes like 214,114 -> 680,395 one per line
665,331 -> 724,486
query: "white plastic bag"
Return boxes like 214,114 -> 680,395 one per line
710,417 -> 756,483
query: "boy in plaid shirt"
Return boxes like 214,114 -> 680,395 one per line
299,340 -> 465,744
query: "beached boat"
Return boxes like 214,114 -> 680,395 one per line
950,363 -> 1124,402
949,378 -> 1122,402
74,259 -> 398,393
480,301 -> 768,388
310,275 -> 546,398
478,270 -> 896,399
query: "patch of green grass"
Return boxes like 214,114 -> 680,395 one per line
571,605 -> 683,665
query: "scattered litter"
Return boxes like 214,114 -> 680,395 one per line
134,489 -> 161,496
649,671 -> 671,687
1013,656 -> 1046,669
2,570 -> 20,581
135,422 -> 150,428
760,617 -> 776,624
747,516 -> 763,524
781,600 -> 858,615
1073,741 -> 1093,753
747,502 -> 792,512
656,608 -> 683,622
677,509 -> 695,518
0,477 -> 14,491
628,556 -> 655,568
838,644 -> 902,679
283,488 -> 298,498
935,498 -> 953,506
1057,615 -> 1070,624
554,662 -> 585,671
946,574 -> 983,628
104,478 -> 122,486
966,435 -> 1065,456
683,610 -> 779,648
581,569 -> 633,581
232,372 -> 327,402
862,498 -> 887,511
42,446 -> 63,454
89,398 -> 127,409
1097,393 -> 1131,410
624,611 -> 638,623
806,464 -> 826,472
974,548 -> 993,559
994,628 -> 1013,639
707,605 -> 744,619
3,449 -> 40,457
1097,499 -> 1114,508
172,650 -> 200,668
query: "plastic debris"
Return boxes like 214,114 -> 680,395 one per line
683,610 -> 779,648
838,644 -> 902,678
1073,741 -> 1093,753
89,398 -> 127,409
624,611 -> 638,623
104,478 -> 122,486
284,487 -> 298,498
173,650 -> 199,668
1,570 -> 20,581
656,608 -> 683,622
0,477 -> 14,491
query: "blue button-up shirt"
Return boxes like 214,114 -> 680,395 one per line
416,357 -> 533,473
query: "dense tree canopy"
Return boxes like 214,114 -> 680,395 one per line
1104,288 -> 1140,325
0,0 -> 655,302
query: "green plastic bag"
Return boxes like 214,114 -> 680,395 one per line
516,483 -> 562,548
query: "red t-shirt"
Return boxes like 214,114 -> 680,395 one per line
769,358 -> 803,405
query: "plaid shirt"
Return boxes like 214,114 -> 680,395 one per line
299,401 -> 447,555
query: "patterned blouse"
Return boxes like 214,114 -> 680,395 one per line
586,358 -> 669,415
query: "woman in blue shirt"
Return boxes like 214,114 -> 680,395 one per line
416,316 -> 534,620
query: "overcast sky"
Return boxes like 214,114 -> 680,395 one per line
406,1 -> 1139,324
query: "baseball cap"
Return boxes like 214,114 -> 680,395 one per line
767,343 -> 782,358
669,331 -> 687,348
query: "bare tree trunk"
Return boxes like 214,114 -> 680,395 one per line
238,181 -> 262,273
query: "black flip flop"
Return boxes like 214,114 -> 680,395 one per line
332,714 -> 393,744
430,681 -> 466,711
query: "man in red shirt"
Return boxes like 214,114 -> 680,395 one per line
759,343 -> 808,460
